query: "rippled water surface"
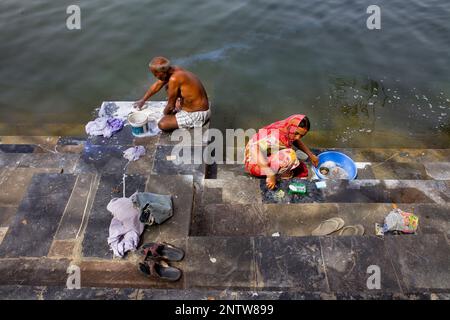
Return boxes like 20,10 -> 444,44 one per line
1,0 -> 449,147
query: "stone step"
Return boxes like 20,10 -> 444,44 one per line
191,203 -> 450,237
200,178 -> 450,204
151,145 -> 207,178
224,147 -> 450,165
0,234 -> 448,293
1,285 -> 447,300
0,173 -> 77,257
141,174 -> 194,245
213,161 -> 450,181
0,136 -> 86,154
184,234 -> 450,292
0,152 -> 80,172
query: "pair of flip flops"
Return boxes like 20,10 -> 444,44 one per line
138,242 -> 185,282
311,218 -> 365,236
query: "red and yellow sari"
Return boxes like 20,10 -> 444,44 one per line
244,114 -> 308,177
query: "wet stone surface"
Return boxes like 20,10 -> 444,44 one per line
385,234 -> 450,291
0,258 -> 70,286
0,174 -> 76,257
0,207 -> 18,228
185,237 -> 255,289
0,144 -> 36,153
56,137 -> 86,153
86,127 -> 135,147
54,174 -> 96,240
321,236 -> 402,292
142,175 -> 193,243
79,259 -> 185,289
370,162 -> 429,180
48,240 -> 76,258
17,154 -> 79,172
424,162 -> 450,180
0,285 -> 46,300
152,145 -> 205,176
0,153 -> 24,169
255,236 -> 328,291
192,204 -> 269,237
43,286 -> 139,300
76,145 -> 130,174
57,137 -> 86,146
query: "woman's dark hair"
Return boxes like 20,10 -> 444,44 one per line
299,116 -> 310,131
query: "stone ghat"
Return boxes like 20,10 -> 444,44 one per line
0,124 -> 449,299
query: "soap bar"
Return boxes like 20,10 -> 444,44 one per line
288,182 -> 307,194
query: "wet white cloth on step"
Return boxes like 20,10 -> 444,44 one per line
123,146 -> 146,161
85,116 -> 124,138
107,197 -> 144,258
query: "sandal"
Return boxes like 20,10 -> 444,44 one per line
338,224 -> 365,236
138,260 -> 182,282
139,242 -> 185,262
311,217 -> 345,236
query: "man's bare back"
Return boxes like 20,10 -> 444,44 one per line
169,67 -> 209,112
134,56 -> 209,131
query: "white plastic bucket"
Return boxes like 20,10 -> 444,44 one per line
128,112 -> 149,136
147,116 -> 158,133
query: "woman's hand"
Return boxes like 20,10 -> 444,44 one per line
266,175 -> 277,190
309,153 -> 319,167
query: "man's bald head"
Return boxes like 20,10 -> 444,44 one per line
149,56 -> 171,73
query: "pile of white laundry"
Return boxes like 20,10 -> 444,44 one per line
85,117 -> 124,138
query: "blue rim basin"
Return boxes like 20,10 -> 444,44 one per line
312,151 -> 357,180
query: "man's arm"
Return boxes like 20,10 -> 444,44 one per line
163,77 -> 179,115
134,80 -> 166,109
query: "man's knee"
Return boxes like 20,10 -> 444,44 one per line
158,118 -> 169,131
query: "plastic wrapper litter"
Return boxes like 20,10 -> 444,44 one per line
382,208 -> 419,234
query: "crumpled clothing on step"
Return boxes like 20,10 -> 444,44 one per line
85,116 -> 124,138
123,146 -> 146,162
106,197 -> 144,258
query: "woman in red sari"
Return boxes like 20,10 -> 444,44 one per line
244,114 -> 319,190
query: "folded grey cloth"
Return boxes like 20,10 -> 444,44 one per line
131,192 -> 173,225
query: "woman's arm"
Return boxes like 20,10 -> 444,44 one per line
295,139 -> 319,167
250,144 -> 277,189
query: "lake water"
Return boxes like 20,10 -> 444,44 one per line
1,0 -> 449,147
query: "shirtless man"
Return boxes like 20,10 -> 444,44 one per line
134,56 -> 210,131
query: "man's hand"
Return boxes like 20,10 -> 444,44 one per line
309,153 -> 319,167
266,175 -> 277,190
133,99 -> 145,110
